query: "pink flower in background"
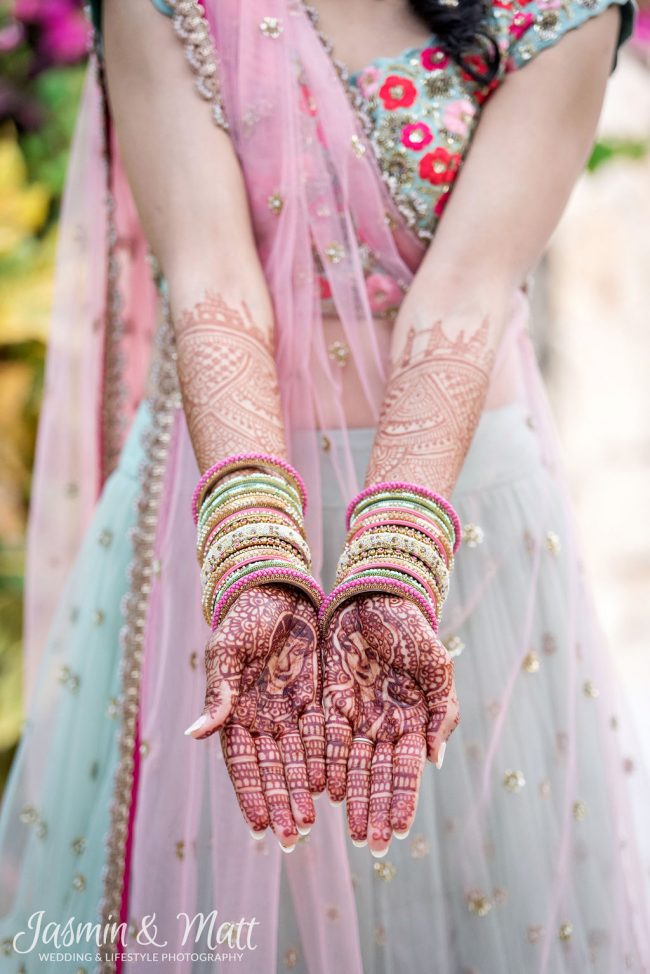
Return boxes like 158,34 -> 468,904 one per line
366,273 -> 402,313
0,23 -> 25,53
442,99 -> 476,138
357,65 -> 380,98
14,0 -> 89,64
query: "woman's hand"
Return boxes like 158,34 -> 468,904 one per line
322,593 -> 459,855
185,584 -> 325,849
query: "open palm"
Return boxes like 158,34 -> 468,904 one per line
186,584 -> 325,849
323,592 -> 459,855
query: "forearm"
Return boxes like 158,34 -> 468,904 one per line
102,0 -> 287,472
365,271 -> 512,496
366,7 -> 619,497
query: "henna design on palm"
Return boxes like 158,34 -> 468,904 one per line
186,584 -> 325,847
323,593 -> 459,854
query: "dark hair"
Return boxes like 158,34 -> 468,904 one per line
407,0 -> 500,84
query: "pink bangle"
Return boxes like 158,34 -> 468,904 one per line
193,453 -> 308,523
346,481 -> 461,553
211,567 -> 324,630
318,575 -> 438,636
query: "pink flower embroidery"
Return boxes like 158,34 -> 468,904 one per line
421,46 -> 449,71
366,273 -> 402,314
442,99 -> 475,138
401,122 -> 433,151
357,65 -> 381,98
509,11 -> 535,39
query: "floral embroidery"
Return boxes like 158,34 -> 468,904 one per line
509,10 -> 536,36
379,75 -> 418,110
419,147 -> 462,186
357,65 -> 381,97
366,273 -> 403,313
421,46 -> 449,71
443,98 -> 476,137
401,121 -> 433,150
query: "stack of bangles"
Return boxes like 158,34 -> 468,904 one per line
318,481 -> 462,636
192,453 -> 324,631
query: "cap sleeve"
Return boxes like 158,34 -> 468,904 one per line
493,0 -> 637,76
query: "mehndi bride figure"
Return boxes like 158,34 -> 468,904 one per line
1,0 -> 649,971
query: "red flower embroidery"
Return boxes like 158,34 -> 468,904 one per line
318,275 -> 332,300
379,75 -> 418,110
419,147 -> 462,186
434,190 -> 451,218
509,10 -> 534,39
421,46 -> 449,71
474,78 -> 499,106
401,122 -> 433,151
461,53 -> 489,84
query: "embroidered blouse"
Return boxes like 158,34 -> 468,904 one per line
89,0 -> 636,318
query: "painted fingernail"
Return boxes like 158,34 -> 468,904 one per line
297,825 -> 312,836
394,829 -> 410,840
436,741 -> 447,770
329,798 -> 344,807
351,838 -> 367,848
249,829 -> 265,842
184,714 -> 208,736
279,843 -> 296,854
370,846 -> 389,859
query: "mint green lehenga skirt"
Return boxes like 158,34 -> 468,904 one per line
2,371 -> 650,974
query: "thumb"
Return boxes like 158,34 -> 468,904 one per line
184,668 -> 241,740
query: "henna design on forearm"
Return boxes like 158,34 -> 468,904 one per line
323,593 -> 459,852
365,318 -> 495,496
189,584 -> 325,844
174,290 -> 287,472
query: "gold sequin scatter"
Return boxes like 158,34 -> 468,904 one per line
522,650 -> 540,674
0,938 -> 12,957
324,242 -> 345,264
72,873 -> 86,892
410,834 -> 430,858
283,947 -> 299,969
539,778 -> 551,799
321,434 -> 331,453
153,558 -> 162,577
328,340 -> 350,367
19,804 -> 39,825
93,610 -> 105,626
444,634 -> 465,658
466,890 -> 492,917
58,664 -> 80,693
583,680 -> 600,699
268,192 -> 284,215
502,769 -> 526,793
189,651 -> 199,670
139,740 -> 150,757
559,922 -> 573,941
527,925 -> 543,944
351,135 -> 366,157
98,529 -> 113,548
573,800 -> 587,821
71,836 -> 87,855
175,840 -> 185,860
259,16 -> 283,38
106,697 -> 119,719
326,906 -> 340,921
463,523 -> 484,547
545,531 -> 561,554
373,860 -> 396,881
